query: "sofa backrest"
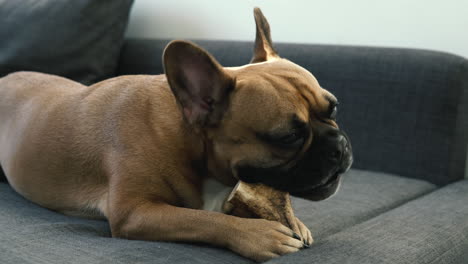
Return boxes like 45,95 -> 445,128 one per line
118,39 -> 468,186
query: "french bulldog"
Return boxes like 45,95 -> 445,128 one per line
0,8 -> 352,262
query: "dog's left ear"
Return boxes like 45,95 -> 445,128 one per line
251,7 -> 279,63
163,40 -> 235,127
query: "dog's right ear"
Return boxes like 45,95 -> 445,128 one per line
251,7 -> 279,63
163,40 -> 235,127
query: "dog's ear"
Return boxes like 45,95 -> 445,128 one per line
163,40 -> 235,127
251,7 -> 279,63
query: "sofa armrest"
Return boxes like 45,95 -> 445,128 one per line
118,39 -> 468,186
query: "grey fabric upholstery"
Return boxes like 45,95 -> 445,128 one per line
0,0 -> 134,85
0,169 -> 436,264
293,169 -> 436,239
270,180 -> 468,264
0,183 -> 248,264
118,39 -> 468,186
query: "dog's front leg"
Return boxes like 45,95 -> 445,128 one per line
108,200 -> 304,262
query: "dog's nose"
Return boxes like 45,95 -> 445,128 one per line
325,133 -> 347,162
308,124 -> 353,173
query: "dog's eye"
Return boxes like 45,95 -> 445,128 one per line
277,132 -> 304,146
259,125 -> 306,149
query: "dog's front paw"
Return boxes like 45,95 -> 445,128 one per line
293,217 -> 313,247
228,218 -> 304,262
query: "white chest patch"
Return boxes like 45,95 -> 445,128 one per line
202,178 -> 233,212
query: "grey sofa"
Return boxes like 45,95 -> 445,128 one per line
1,39 -> 467,264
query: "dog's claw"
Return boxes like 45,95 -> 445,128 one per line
293,232 -> 301,240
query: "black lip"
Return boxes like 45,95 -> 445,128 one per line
291,172 -> 341,196
236,161 -> 343,194
322,172 -> 340,186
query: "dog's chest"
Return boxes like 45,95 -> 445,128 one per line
201,178 -> 232,212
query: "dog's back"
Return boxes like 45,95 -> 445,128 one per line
0,72 -> 88,206
0,71 -> 84,167
0,71 -> 187,218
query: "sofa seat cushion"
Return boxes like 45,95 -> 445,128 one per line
293,169 -> 437,240
0,183 -> 249,264
272,180 -> 468,264
0,169 -> 436,264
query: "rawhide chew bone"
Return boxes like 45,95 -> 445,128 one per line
223,181 -> 300,234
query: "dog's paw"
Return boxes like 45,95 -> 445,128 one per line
228,218 -> 303,262
294,217 -> 313,247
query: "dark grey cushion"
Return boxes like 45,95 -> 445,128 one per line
271,180 -> 468,264
0,169 -> 436,264
0,183 -> 249,264
293,169 -> 436,239
118,39 -> 468,186
0,0 -> 134,85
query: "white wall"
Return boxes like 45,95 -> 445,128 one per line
126,0 -> 468,58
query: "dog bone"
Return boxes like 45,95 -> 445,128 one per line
223,181 -> 300,234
